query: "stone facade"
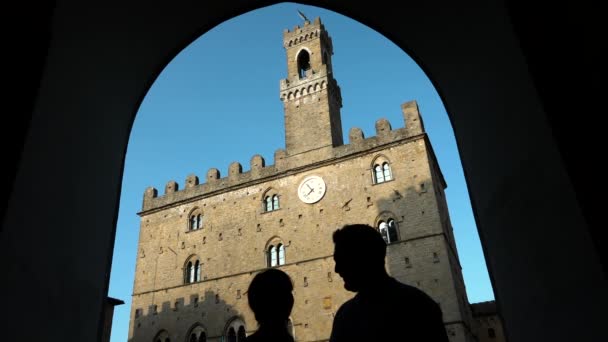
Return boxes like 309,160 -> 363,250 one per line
471,301 -> 506,342
129,16 -> 486,342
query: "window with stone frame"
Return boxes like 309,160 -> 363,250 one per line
263,188 -> 280,212
375,212 -> 400,244
154,330 -> 171,342
188,207 -> 203,231
266,238 -> 286,267
225,317 -> 247,342
371,155 -> 393,184
184,255 -> 202,284
187,324 -> 207,342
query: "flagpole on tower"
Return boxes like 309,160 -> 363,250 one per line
297,9 -> 309,22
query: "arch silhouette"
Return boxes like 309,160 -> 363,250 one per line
3,3 -> 603,342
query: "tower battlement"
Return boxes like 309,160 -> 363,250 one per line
141,101 -> 425,213
283,17 -> 323,45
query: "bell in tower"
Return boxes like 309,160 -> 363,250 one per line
279,16 -> 343,156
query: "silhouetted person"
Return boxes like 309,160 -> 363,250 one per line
330,224 -> 450,342
246,268 -> 295,342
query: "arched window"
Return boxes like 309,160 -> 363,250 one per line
378,219 -> 399,244
184,256 -> 201,284
372,156 -> 393,184
188,325 -> 207,342
225,318 -> 246,342
237,326 -> 246,341
273,195 -> 280,210
188,209 -> 203,231
153,330 -> 169,342
227,328 -> 236,342
195,260 -> 201,282
278,244 -> 285,265
196,214 -> 202,229
387,219 -> 399,242
186,261 -> 193,283
263,190 -> 280,212
297,50 -> 311,79
374,165 -> 384,183
383,162 -> 392,181
269,245 -> 277,267
379,221 -> 389,243
267,240 -> 286,267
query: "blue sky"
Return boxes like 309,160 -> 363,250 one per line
108,3 -> 494,341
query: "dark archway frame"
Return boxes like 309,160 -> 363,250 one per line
2,2 -> 604,342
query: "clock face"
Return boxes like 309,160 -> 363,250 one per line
297,175 -> 326,204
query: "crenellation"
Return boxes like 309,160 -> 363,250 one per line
274,149 -> 287,170
375,118 -> 392,136
140,102 -> 428,214
228,162 -> 243,179
250,154 -> 265,177
332,126 -> 412,159
142,187 -> 158,211
283,17 -> 322,48
206,168 -> 220,183
250,154 -> 265,169
348,127 -> 364,144
185,174 -> 199,189
144,187 -> 158,199
402,100 -> 425,136
165,180 -> 178,194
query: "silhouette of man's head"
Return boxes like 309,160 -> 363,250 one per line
247,268 -> 294,326
332,224 -> 387,292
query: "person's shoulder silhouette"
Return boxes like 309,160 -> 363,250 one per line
246,268 -> 295,342
330,224 -> 449,342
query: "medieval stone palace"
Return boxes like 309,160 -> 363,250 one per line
128,16 -> 504,342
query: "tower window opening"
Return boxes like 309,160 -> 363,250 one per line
297,50 -> 311,79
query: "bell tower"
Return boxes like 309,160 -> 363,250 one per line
280,16 -> 343,156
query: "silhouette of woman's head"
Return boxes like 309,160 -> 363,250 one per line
247,268 -> 294,326
332,224 -> 387,292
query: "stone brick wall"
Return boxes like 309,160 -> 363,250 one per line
471,301 -> 507,342
130,113 -> 475,341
